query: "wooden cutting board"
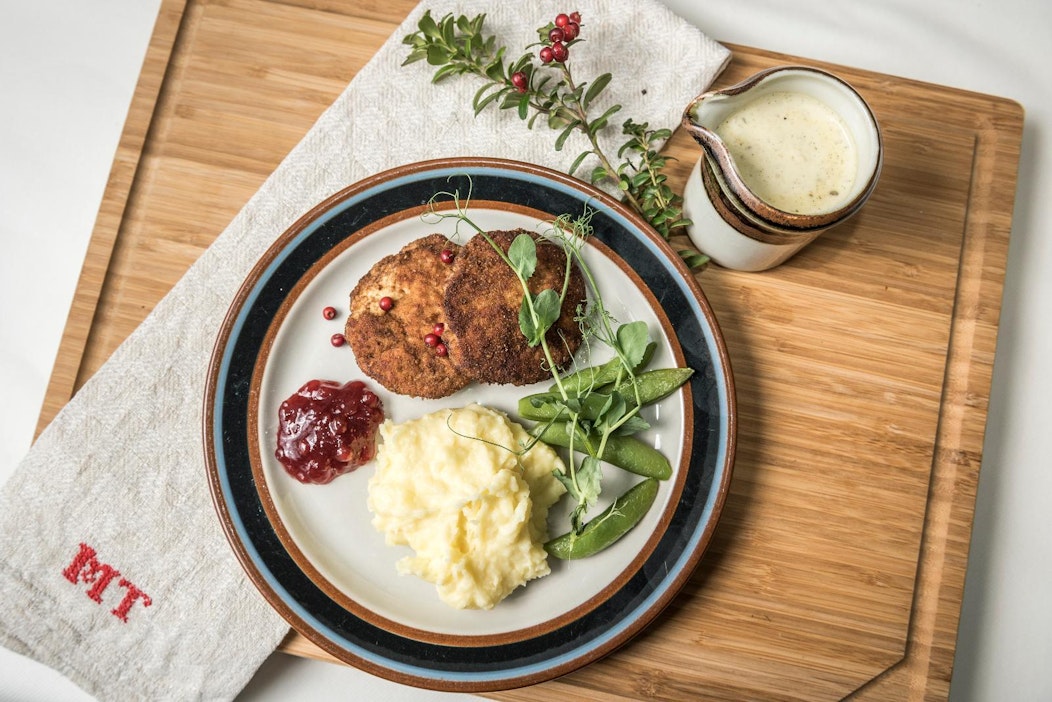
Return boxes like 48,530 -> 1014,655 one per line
38,0 -> 1023,699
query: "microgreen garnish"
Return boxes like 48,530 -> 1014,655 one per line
424,184 -> 693,551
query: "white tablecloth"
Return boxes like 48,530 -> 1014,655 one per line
1,1 -> 1049,700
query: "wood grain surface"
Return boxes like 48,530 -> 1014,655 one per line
37,0 -> 1023,699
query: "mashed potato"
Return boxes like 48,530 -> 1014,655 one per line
367,404 -> 566,609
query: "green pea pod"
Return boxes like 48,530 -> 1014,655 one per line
530,422 -> 672,480
545,477 -> 659,559
519,367 -> 694,422
550,342 -> 657,394
610,366 -> 695,406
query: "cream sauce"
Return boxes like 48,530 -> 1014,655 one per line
716,90 -> 857,214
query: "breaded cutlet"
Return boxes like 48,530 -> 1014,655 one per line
442,229 -> 586,386
345,234 -> 469,399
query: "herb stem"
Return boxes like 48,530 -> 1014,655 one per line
555,64 -> 646,215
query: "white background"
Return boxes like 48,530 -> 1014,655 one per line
1,1 -> 1049,700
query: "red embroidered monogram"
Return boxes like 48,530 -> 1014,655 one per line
62,543 -> 152,622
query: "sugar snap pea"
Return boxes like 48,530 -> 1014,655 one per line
519,367 -> 694,421
545,477 -> 659,559
530,422 -> 672,480
550,342 -> 657,394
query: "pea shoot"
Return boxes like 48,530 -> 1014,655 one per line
423,183 -> 693,557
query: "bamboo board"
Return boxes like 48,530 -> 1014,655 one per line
38,0 -> 1023,699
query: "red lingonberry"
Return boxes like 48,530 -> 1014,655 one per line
539,46 -> 554,63
322,305 -> 338,320
432,322 -> 445,336
330,333 -> 346,347
549,27 -> 565,43
554,13 -> 570,27
511,71 -> 528,93
435,342 -> 448,357
439,248 -> 455,264
551,41 -> 568,62
569,11 -> 582,23
424,333 -> 440,348
563,21 -> 580,40
379,296 -> 394,312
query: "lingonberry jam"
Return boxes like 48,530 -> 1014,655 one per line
275,379 -> 384,484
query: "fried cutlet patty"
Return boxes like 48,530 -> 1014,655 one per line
442,229 -> 586,386
345,234 -> 470,399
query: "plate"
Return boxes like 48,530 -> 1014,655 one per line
204,158 -> 736,691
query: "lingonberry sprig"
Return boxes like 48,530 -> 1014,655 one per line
402,10 -> 704,269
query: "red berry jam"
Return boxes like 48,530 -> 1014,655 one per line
275,379 -> 384,484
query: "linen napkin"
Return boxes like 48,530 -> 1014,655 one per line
0,2 -> 729,700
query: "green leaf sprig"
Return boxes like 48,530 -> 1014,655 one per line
404,11 -> 707,271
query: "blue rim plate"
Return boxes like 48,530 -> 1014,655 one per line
203,158 -> 736,691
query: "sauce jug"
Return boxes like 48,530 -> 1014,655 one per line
680,66 -> 882,271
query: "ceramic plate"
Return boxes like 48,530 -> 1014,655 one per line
204,158 -> 736,691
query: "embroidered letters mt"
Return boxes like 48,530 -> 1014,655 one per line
62,543 -> 152,622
